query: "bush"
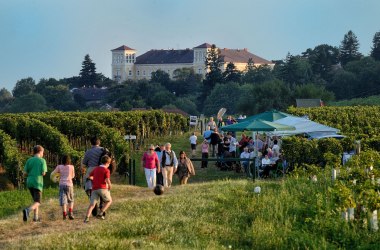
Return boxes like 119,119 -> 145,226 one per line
0,175 -> 14,191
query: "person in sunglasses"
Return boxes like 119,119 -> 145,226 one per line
141,144 -> 160,189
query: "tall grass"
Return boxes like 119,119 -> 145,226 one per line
3,177 -> 379,249
2,133 -> 379,249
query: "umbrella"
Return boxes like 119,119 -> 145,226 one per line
220,119 -> 296,132
242,110 -> 291,122
217,108 -> 227,120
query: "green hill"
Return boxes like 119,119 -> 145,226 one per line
328,95 -> 380,106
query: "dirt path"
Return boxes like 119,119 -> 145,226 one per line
0,185 -> 155,247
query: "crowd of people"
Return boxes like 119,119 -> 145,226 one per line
201,116 -> 286,178
21,116 -> 285,224
141,142 -> 196,188
22,136 -> 198,225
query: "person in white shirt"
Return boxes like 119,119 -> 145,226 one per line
261,154 -> 272,178
261,154 -> 271,165
227,132 -> 238,158
240,147 -> 251,177
189,132 -> 197,157
272,139 -> 280,158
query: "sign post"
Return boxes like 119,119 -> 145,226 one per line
124,135 -> 137,185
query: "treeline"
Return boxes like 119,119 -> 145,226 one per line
1,30 -> 380,115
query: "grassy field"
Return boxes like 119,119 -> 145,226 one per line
0,133 -> 379,249
328,95 -> 380,106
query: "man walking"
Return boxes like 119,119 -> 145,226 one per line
82,136 -> 105,216
161,143 -> 178,187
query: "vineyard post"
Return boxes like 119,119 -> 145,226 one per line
133,159 -> 136,185
128,158 -> 132,185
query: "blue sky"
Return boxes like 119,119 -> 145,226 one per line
0,0 -> 379,91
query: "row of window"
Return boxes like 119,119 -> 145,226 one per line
115,68 -> 204,79
113,53 -> 136,64
194,51 -> 207,62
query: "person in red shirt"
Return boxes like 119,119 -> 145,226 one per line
84,155 -> 112,223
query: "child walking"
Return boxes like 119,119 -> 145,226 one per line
51,155 -> 75,220
23,145 -> 47,222
201,139 -> 209,168
84,155 -> 112,223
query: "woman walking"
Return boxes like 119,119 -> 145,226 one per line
177,151 -> 195,185
141,144 -> 160,189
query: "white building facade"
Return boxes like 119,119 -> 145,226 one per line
111,43 -> 273,83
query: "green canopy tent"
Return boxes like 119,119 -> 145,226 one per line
241,110 -> 292,123
220,119 -> 296,132
221,119 -> 295,178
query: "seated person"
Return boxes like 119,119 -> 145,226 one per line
240,147 -> 251,177
261,154 -> 271,166
261,154 -> 272,177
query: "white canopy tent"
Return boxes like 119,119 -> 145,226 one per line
269,116 -> 340,136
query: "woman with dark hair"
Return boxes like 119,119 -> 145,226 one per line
177,151 -> 195,185
52,155 -> 75,220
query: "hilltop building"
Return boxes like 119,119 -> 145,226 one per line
111,43 -> 273,83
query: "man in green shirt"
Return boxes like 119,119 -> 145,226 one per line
23,145 -> 47,222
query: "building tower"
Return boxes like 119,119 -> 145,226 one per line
111,45 -> 136,83
193,43 -> 212,77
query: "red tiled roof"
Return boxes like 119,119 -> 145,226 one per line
111,45 -> 135,51
194,43 -> 212,49
219,48 -> 272,64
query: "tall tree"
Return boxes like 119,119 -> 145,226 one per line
150,69 -> 170,85
243,64 -> 273,84
79,54 -> 97,87
204,44 -> 223,89
203,82 -> 243,115
339,30 -> 362,66
237,80 -> 293,115
303,44 -> 340,81
4,93 -> 48,113
246,58 -> 255,71
370,31 -> 380,61
12,77 -> 35,97
0,88 -> 13,108
277,53 -> 312,86
293,83 -> 335,102
222,62 -> 242,83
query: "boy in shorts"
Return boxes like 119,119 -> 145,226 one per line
23,145 -> 47,222
84,155 -> 112,223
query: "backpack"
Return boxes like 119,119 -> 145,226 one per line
98,147 -> 117,174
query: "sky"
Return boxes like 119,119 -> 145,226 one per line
0,0 -> 379,91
